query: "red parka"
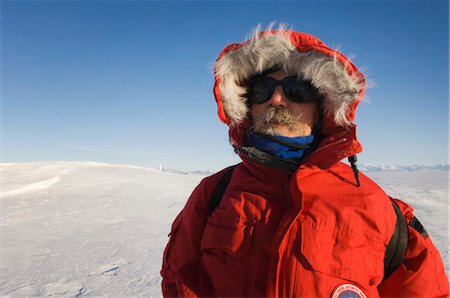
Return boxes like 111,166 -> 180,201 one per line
161,29 -> 449,297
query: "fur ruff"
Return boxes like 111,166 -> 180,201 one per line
215,27 -> 365,127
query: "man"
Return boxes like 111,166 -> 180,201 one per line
161,26 -> 449,297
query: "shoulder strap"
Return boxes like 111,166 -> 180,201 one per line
383,199 -> 409,281
208,165 -> 238,215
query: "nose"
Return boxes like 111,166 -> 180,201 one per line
268,86 -> 288,107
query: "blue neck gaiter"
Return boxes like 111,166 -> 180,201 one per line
247,133 -> 315,160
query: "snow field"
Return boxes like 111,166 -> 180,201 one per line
1,162 -> 202,297
0,161 -> 448,296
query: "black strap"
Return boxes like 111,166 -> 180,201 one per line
383,200 -> 409,281
208,165 -> 238,215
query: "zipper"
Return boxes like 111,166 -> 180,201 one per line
311,137 -> 348,155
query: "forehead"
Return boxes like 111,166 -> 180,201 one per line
264,69 -> 290,80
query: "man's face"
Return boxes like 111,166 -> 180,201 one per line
250,69 -> 319,137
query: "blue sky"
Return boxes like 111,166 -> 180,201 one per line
2,1 -> 448,171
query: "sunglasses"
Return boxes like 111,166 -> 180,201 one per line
246,76 -> 320,104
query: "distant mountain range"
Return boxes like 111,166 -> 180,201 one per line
165,163 -> 450,175
357,164 -> 449,172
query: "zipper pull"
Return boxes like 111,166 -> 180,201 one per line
348,155 -> 360,187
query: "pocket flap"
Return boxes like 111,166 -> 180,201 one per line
201,216 -> 255,257
301,227 -> 385,283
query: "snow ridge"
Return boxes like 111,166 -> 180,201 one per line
0,176 -> 61,198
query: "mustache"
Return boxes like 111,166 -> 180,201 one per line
252,106 -> 303,135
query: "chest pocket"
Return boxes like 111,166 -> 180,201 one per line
300,225 -> 385,285
201,214 -> 256,258
201,190 -> 263,259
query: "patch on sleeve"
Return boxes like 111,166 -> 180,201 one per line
331,284 -> 367,298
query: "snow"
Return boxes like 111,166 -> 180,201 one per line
0,161 -> 448,296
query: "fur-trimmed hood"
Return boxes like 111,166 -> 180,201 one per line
212,27 -> 366,168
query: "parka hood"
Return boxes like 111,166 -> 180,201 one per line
213,26 -> 367,169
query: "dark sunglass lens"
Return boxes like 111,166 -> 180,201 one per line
282,77 -> 316,103
248,77 -> 276,104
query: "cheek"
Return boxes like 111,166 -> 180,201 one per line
292,104 -> 318,123
250,104 -> 265,121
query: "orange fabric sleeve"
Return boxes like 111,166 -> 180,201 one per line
378,199 -> 449,297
